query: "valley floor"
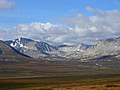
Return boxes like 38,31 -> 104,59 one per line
0,74 -> 120,90
0,60 -> 120,90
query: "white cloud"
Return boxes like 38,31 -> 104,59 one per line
0,0 -> 14,9
7,22 -> 73,45
63,7 -> 120,44
0,7 -> 120,45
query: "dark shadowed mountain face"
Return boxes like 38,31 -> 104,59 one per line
0,40 -> 31,62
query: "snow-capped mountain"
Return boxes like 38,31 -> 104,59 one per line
6,37 -> 58,58
5,37 -> 120,60
6,37 -> 90,59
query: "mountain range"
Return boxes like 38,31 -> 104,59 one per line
0,37 -> 119,62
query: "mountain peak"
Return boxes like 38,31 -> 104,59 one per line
6,37 -> 58,58
5,36 -> 120,59
15,37 -> 34,43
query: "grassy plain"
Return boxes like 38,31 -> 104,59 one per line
0,71 -> 120,90
0,59 -> 120,90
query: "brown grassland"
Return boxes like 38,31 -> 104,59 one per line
0,74 -> 120,90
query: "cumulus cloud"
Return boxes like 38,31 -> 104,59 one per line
0,7 -> 120,45
7,22 -> 73,45
0,0 -> 14,9
63,7 -> 120,44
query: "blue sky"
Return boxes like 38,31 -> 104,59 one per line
0,0 -> 120,45
0,0 -> 120,27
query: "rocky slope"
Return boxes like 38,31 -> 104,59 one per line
5,37 -> 120,61
62,37 -> 120,60
6,37 -> 58,58
82,37 -> 120,59
58,43 -> 89,58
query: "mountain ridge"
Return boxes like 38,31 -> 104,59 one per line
4,36 -> 120,61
